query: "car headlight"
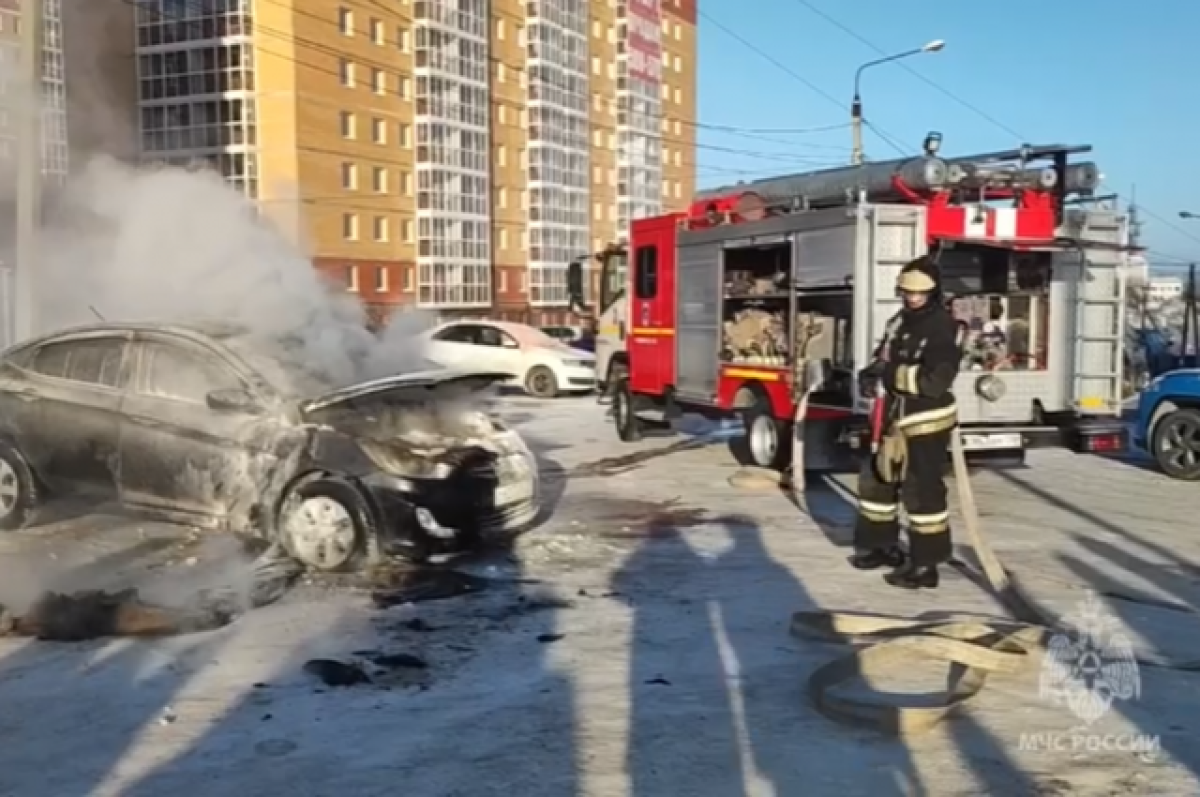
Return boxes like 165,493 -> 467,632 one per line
1146,376 -> 1164,393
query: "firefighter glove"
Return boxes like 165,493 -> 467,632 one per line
874,430 -> 909,485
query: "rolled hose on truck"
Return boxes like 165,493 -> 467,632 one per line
731,431 -> 1200,737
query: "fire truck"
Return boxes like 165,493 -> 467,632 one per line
566,137 -> 1131,469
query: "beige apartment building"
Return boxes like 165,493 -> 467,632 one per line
133,0 -> 698,325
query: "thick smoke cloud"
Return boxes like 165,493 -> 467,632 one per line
36,156 -> 436,389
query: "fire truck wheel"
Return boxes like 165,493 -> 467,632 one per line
613,379 -> 643,442
524,366 -> 559,399
742,397 -> 790,471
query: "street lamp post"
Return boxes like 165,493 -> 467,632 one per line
851,40 -> 945,166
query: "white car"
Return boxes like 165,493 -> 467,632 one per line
422,320 -> 596,398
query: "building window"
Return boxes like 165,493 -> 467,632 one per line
398,76 -> 411,99
372,166 -> 387,192
499,228 -> 509,250
338,7 -> 353,35
343,213 -> 358,240
372,118 -> 386,143
403,267 -> 414,291
400,171 -> 412,194
402,220 -> 413,243
346,264 -> 359,291
399,123 -> 412,147
496,18 -> 505,39
375,265 -> 389,292
340,59 -> 355,87
397,26 -> 411,52
340,111 -> 355,138
674,54 -> 682,72
341,162 -> 357,189
372,68 -> 386,94
370,18 -> 384,44
373,216 -> 389,241
674,87 -> 681,104
497,145 -> 506,167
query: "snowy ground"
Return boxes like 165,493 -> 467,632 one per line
1,396 -> 1200,796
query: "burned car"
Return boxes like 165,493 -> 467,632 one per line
0,323 -> 539,570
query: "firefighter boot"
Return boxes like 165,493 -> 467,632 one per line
848,547 -> 906,571
883,563 -> 939,590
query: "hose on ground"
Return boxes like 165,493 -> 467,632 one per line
732,430 -> 1200,736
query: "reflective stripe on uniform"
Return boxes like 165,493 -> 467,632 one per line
857,498 -> 898,523
895,404 -> 957,437
908,510 -> 950,534
896,364 -> 920,395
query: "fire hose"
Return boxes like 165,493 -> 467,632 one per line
730,383 -> 1200,736
791,424 -> 1200,737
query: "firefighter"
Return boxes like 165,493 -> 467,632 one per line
850,255 -> 963,590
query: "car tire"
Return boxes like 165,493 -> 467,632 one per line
525,365 -> 559,398
0,440 -> 40,531
613,377 -> 643,442
741,392 -> 791,471
276,477 -> 375,571
1151,408 -> 1200,480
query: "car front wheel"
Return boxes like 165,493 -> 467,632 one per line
277,477 -> 374,571
1152,408 -> 1200,480
0,440 -> 41,531
525,365 -> 559,398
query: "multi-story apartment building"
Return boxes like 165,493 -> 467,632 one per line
0,0 -> 69,180
132,0 -> 698,326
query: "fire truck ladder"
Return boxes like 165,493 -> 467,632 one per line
1068,211 -> 1127,414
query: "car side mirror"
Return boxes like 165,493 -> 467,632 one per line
207,387 -> 260,413
502,338 -> 519,349
566,258 -> 585,307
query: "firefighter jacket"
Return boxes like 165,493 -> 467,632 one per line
872,301 -> 963,437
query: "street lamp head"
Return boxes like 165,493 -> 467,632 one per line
922,39 -> 946,52
1180,211 -> 1196,219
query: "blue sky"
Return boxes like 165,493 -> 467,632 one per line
695,0 -> 1199,269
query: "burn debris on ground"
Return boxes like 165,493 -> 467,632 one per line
303,658 -> 372,687
370,652 -> 428,669
0,589 -> 234,641
370,569 -> 499,607
0,543 -> 305,643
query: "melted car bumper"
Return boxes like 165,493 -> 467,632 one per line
359,431 -> 539,550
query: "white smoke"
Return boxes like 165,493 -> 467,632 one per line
35,155 -> 436,389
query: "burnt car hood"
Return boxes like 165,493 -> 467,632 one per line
299,368 -> 510,415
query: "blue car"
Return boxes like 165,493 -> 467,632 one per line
1133,368 -> 1200,479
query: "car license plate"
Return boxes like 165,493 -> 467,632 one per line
961,432 -> 1023,451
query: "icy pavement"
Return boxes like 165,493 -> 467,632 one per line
1,396 -> 1199,796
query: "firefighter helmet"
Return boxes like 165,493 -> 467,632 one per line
896,256 -> 940,293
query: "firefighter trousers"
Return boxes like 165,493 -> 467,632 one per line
853,429 -> 953,567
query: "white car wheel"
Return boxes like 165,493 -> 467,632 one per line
279,494 -> 360,571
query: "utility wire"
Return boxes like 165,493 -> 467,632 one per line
130,0 -> 848,170
787,0 -> 1200,254
696,7 -> 911,159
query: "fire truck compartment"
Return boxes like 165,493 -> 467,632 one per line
853,205 -> 1127,427
674,207 -> 856,405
